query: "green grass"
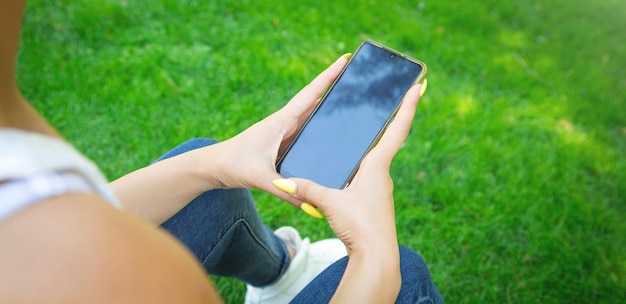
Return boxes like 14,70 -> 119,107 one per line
17,0 -> 625,302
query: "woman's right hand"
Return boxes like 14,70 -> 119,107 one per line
271,83 -> 423,303
276,82 -> 421,256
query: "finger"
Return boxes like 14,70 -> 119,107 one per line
268,186 -> 304,207
255,172 -> 304,207
282,54 -> 350,114
271,178 -> 335,217
368,83 -> 422,164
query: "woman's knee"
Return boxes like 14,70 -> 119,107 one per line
180,138 -> 219,149
155,138 -> 219,162
397,246 -> 444,303
171,138 -> 219,156
399,246 -> 430,280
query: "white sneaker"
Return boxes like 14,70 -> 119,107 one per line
244,227 -> 348,304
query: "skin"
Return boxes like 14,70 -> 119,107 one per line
1,0 -> 424,302
0,0 -> 59,137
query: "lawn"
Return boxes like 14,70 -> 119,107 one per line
17,0 -> 625,303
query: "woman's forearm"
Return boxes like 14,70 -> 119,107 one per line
330,244 -> 402,303
109,145 -> 226,224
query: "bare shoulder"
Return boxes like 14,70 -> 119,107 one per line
0,193 -> 222,303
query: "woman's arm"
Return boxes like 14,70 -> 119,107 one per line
110,56 -> 349,224
332,245 -> 401,303
109,144 -> 226,224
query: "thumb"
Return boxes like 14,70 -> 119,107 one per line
271,178 -> 334,219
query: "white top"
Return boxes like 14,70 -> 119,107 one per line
0,128 -> 121,222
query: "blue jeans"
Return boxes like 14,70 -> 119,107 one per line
158,138 -> 443,303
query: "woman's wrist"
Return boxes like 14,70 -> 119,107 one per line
187,144 -> 231,192
332,240 -> 401,303
349,236 -> 400,264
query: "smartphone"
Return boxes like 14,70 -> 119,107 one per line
276,40 -> 427,189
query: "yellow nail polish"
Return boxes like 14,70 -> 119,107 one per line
419,78 -> 428,97
272,179 -> 296,194
341,53 -> 352,60
301,203 -> 324,219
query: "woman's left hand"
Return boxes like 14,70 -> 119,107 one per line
207,54 -> 350,206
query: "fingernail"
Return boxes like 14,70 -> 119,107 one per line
419,79 -> 428,97
341,53 -> 352,60
272,179 -> 296,194
300,203 -> 324,219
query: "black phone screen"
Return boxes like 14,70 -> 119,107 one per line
277,41 -> 424,189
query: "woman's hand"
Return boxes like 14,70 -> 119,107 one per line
205,54 -> 350,206
270,83 -> 423,303
276,83 -> 422,255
